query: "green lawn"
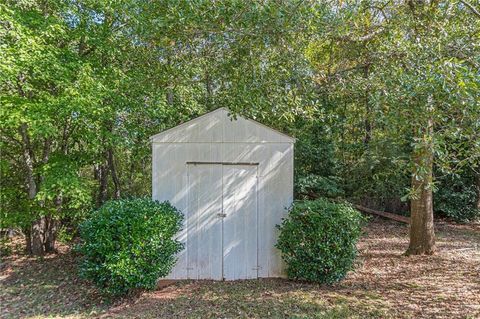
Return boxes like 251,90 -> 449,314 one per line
1,218 -> 479,319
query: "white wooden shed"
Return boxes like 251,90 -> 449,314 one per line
151,108 -> 294,280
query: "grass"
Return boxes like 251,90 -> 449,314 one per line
103,280 -> 390,319
1,217 -> 479,319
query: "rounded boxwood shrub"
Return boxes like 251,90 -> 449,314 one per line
78,198 -> 183,295
276,198 -> 365,284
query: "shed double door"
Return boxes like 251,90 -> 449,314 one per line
186,163 -> 258,280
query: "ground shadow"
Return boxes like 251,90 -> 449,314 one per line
1,217 -> 479,319
0,249 -> 109,319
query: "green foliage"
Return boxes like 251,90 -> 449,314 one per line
56,225 -> 75,244
304,0 -> 479,220
295,174 -> 344,199
0,237 -> 13,256
276,198 -> 365,283
435,174 -> 480,222
78,198 -> 183,296
2,0 -> 479,257
1,0 -> 314,254
293,118 -> 339,178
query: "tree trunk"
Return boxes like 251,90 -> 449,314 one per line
31,217 -> 46,256
95,163 -> 109,207
108,148 -> 121,199
407,165 -> 435,255
406,117 -> 436,255
19,124 -> 37,200
24,226 -> 32,254
205,70 -> 213,107
363,64 -> 372,145
19,123 -> 47,255
43,195 -> 62,253
44,216 -> 58,253
475,172 -> 480,211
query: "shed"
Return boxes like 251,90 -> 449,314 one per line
151,108 -> 294,280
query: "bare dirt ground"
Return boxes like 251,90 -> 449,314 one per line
1,217 -> 479,319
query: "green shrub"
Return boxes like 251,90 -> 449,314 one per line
276,198 -> 365,284
78,198 -> 183,296
57,225 -> 75,244
434,174 -> 480,222
295,174 -> 344,199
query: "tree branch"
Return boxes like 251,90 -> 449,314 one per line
19,124 -> 37,199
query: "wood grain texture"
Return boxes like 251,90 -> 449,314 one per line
152,108 -> 294,280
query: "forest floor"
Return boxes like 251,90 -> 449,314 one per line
1,217 -> 479,319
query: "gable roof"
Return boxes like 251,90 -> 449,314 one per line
150,107 -> 295,143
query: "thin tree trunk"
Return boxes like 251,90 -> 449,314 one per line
475,172 -> 480,211
44,195 -> 61,253
40,138 -> 51,185
363,64 -> 372,145
31,217 -> 46,256
166,55 -> 174,106
19,124 -> 37,200
24,226 -> 32,254
44,216 -> 58,253
19,124 -> 46,256
95,163 -> 109,207
205,70 -> 213,107
406,117 -> 436,255
108,148 -> 121,199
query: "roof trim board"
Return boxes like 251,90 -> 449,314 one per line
149,107 -> 295,143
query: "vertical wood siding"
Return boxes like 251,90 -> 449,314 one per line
152,108 -> 294,280
222,164 -> 258,280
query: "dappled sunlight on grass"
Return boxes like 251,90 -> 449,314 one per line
0,242 -> 109,319
1,218 -> 478,318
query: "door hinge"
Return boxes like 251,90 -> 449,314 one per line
217,213 -> 227,218
252,266 -> 262,270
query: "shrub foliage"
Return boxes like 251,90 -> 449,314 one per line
276,198 -> 365,283
434,174 -> 480,222
295,174 -> 345,199
78,198 -> 183,295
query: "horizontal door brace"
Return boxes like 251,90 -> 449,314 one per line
186,161 -> 259,166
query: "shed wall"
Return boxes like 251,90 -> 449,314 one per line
152,142 -> 293,279
150,108 -> 294,144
